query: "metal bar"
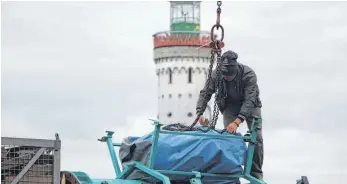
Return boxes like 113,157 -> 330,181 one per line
158,170 -> 196,176
133,162 -> 171,184
10,148 -> 46,184
148,121 -> 161,169
113,143 -> 121,147
157,170 -> 243,179
118,163 -> 136,179
119,162 -> 171,184
159,130 -> 250,140
53,133 -> 61,184
244,143 -> 255,176
244,118 -> 260,175
105,131 -> 122,177
2,137 -> 56,148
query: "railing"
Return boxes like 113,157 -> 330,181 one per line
153,30 -> 215,49
1,134 -> 61,184
171,17 -> 200,24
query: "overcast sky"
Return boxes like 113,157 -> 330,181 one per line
1,1 -> 347,184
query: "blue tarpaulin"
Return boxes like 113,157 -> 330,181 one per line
119,127 -> 247,184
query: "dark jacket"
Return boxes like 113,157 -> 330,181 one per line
196,64 -> 262,121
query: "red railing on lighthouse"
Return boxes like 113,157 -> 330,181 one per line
153,31 -> 216,49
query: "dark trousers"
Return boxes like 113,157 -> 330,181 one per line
223,108 -> 264,179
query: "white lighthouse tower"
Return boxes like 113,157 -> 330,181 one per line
153,1 -> 213,125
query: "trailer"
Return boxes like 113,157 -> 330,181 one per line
60,118 -> 309,184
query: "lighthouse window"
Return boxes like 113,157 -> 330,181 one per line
187,112 -> 193,117
169,94 -> 172,98
178,94 -> 182,98
188,94 -> 192,98
169,68 -> 172,84
167,112 -> 172,118
188,67 -> 193,83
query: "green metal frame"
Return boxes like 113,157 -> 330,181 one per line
66,171 -> 152,184
64,118 -> 309,184
98,118 -> 266,184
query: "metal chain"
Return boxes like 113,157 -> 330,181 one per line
208,1 -> 224,129
190,1 -> 225,130
211,1 -> 224,42
210,51 -> 223,129
162,123 -> 226,134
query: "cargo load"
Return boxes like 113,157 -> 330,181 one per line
119,127 -> 247,183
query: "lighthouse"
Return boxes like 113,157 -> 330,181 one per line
153,1 -> 213,126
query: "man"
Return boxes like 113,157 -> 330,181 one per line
196,50 -> 264,180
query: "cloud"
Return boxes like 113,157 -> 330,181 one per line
2,1 -> 347,183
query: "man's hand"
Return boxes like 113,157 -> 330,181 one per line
198,115 -> 209,126
226,118 -> 242,133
